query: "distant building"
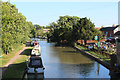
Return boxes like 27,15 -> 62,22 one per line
100,24 -> 120,39
95,27 -> 101,30
43,29 -> 50,33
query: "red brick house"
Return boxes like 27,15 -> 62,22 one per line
100,25 -> 120,39
77,25 -> 120,44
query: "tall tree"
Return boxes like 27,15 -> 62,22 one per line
48,15 -> 80,45
73,17 -> 103,45
48,16 -> 103,46
2,2 -> 35,54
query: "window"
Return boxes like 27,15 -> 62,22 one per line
106,32 -> 108,37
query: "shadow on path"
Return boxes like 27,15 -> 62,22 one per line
2,62 -> 26,80
20,49 -> 32,56
2,47 -> 32,79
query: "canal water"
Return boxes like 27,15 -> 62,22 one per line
36,39 -> 110,78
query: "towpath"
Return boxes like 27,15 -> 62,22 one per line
2,47 -> 27,73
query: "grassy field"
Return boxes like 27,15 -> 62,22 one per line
2,47 -> 32,79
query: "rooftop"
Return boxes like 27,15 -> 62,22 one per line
100,25 -> 119,31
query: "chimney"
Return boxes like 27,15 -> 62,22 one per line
112,24 -> 116,27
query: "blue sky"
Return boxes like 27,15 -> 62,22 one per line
10,2 -> 118,27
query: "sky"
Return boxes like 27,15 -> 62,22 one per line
3,0 -> 120,2
3,0 -> 119,27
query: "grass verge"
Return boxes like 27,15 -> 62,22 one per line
76,45 -> 110,62
1,44 -> 25,67
2,47 -> 32,79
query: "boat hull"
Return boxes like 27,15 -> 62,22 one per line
24,73 -> 44,80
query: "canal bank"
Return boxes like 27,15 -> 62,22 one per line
73,46 -> 111,70
73,45 -> 120,79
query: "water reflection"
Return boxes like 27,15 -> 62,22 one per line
37,40 -> 110,78
78,63 -> 94,78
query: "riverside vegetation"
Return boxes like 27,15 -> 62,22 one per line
1,2 -> 45,55
47,15 -> 103,46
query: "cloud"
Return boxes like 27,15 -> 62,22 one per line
2,0 -> 120,2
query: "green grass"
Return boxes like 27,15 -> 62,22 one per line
94,46 -> 113,55
76,45 -> 110,62
1,44 -> 25,67
2,47 -> 32,79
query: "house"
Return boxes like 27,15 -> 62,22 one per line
77,25 -> 120,44
100,24 -> 120,39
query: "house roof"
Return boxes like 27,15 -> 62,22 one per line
114,31 -> 120,35
100,25 -> 119,31
95,27 -> 101,30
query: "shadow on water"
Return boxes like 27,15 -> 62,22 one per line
78,63 -> 94,77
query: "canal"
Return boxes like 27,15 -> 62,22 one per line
37,40 -> 110,78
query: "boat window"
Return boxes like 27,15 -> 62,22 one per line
29,59 -> 43,68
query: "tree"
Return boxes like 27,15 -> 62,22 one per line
49,22 -> 59,29
31,24 -> 45,38
48,16 -> 103,46
48,15 -> 80,45
73,17 -> 103,45
2,2 -> 35,54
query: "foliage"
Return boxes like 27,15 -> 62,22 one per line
47,16 -> 103,46
47,15 -> 80,45
34,24 -> 45,38
73,17 -> 103,45
2,2 -> 34,54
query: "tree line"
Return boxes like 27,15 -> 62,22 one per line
34,25 -> 46,38
47,15 -> 103,46
1,2 -> 102,54
2,2 -> 43,55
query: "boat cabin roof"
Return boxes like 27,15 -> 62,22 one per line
29,57 -> 43,68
